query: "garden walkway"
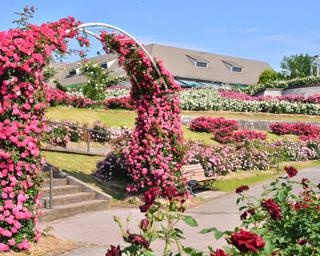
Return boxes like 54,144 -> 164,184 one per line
50,166 -> 319,255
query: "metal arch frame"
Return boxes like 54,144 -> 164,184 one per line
74,22 -> 163,80
311,57 -> 320,77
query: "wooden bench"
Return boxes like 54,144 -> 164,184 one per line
181,164 -> 217,194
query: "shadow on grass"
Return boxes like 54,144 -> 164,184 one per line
62,169 -> 128,200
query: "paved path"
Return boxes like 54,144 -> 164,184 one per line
50,166 -> 319,255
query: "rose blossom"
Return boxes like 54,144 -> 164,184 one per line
231,229 -> 265,253
261,199 -> 282,220
284,166 -> 298,178
235,185 -> 249,194
105,245 -> 121,256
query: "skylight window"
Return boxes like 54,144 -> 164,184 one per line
186,55 -> 209,68
100,63 -> 108,69
68,69 -> 77,76
195,61 -> 208,68
232,66 -> 242,72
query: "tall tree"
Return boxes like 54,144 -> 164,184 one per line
280,54 -> 318,78
258,69 -> 283,84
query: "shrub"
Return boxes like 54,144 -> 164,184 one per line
270,122 -> 320,140
105,96 -> 134,110
89,121 -> 111,143
232,130 -> 267,143
190,116 -> 239,133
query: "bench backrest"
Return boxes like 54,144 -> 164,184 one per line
182,164 -> 215,182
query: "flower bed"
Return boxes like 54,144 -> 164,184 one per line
96,136 -> 320,184
47,89 -> 95,108
270,122 -> 320,140
180,88 -> 320,115
105,96 -> 134,110
190,116 -> 266,144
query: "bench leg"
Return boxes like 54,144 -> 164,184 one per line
188,185 -> 196,196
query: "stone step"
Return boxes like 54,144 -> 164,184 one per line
42,178 -> 68,187
41,185 -> 81,197
41,199 -> 111,222
41,192 -> 96,208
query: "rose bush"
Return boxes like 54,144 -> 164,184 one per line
106,166 -> 320,255
190,116 -> 266,144
0,16 -> 83,251
269,122 -> 320,140
105,96 -> 134,110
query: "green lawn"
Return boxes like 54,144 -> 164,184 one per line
47,107 -> 136,127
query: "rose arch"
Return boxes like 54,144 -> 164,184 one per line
0,18 -> 185,251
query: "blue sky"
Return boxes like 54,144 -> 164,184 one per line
1,0 -> 319,70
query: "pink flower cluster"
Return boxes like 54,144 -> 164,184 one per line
100,33 -> 186,193
269,122 -> 320,140
0,17 -> 82,251
190,116 -> 239,133
47,88 -> 94,108
190,116 -> 266,144
219,89 -> 320,104
105,96 -> 134,110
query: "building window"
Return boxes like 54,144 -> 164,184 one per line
100,63 -> 108,69
231,66 -> 242,72
195,61 -> 208,68
68,69 -> 77,76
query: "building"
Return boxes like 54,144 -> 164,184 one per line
51,44 -> 271,89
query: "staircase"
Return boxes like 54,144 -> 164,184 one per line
41,175 -> 112,222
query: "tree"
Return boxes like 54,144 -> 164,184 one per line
81,61 -> 126,100
280,54 -> 318,78
258,69 -> 283,84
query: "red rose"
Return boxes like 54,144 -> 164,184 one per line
297,238 -> 307,245
106,245 -> 121,256
126,234 -> 149,248
284,166 -> 298,178
240,208 -> 255,220
261,199 -> 282,220
235,185 -> 249,194
231,229 -> 265,253
139,188 -> 158,212
211,248 -> 228,256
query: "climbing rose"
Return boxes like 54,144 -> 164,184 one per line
284,166 -> 298,177
231,229 -> 265,253
211,248 -> 228,256
105,245 -> 121,256
235,185 -> 249,194
261,199 -> 282,220
126,234 -> 149,248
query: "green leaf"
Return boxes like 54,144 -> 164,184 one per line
182,215 -> 198,227
199,227 -> 223,240
183,247 -> 203,256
